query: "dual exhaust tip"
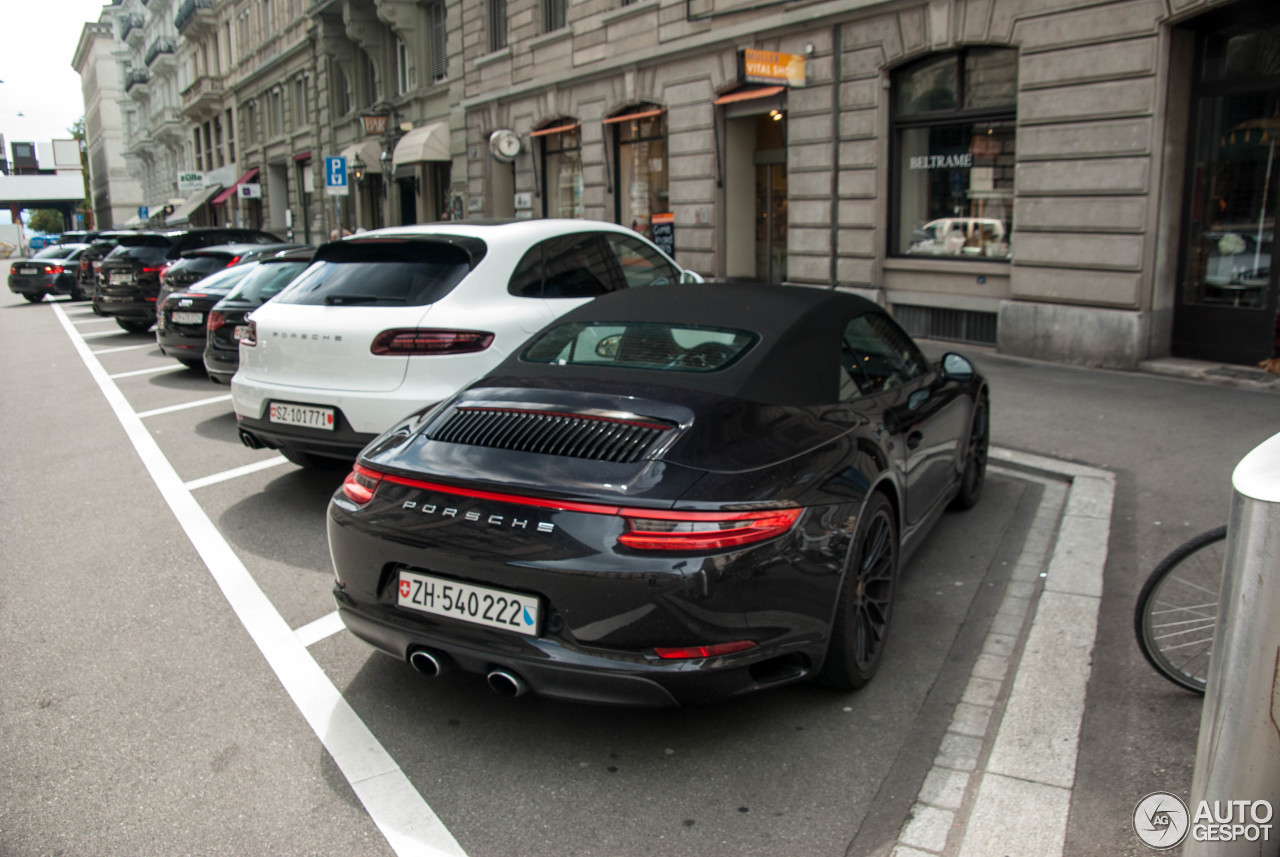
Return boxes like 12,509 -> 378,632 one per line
408,648 -> 528,698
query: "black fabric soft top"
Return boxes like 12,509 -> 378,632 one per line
498,283 -> 882,407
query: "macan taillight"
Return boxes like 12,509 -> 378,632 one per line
342,465 -> 802,551
370,329 -> 494,356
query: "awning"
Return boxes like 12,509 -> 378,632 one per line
392,121 -> 450,168
165,184 -> 223,225
338,139 -> 383,174
712,85 -> 786,106
124,214 -> 144,228
211,168 -> 261,206
531,122 -> 579,138
603,107 -> 665,125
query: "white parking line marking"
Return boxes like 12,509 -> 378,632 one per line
54,303 -> 467,857
109,364 -> 185,379
82,329 -> 132,339
72,317 -> 119,325
94,343 -> 159,355
184,455 -> 290,490
296,612 -> 347,648
136,394 -> 232,419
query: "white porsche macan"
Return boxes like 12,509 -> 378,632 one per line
231,219 -> 701,466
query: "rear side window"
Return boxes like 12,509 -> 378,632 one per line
227,261 -> 310,304
32,246 -> 72,260
508,234 -> 623,299
274,240 -> 472,307
604,234 -> 680,288
841,312 -> 930,397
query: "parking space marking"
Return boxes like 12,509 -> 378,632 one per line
54,303 -> 468,857
94,343 -> 160,355
82,329 -> 133,340
109,364 -> 186,379
184,455 -> 290,491
136,394 -> 233,419
296,611 -> 347,648
72,317 -> 119,325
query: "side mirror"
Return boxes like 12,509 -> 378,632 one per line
940,352 -> 974,381
679,270 -> 704,284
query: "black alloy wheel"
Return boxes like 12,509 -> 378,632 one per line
817,492 -> 899,690
951,396 -> 989,511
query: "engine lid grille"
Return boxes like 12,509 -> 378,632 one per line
429,406 -> 673,463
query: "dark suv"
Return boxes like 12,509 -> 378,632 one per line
96,228 -> 282,333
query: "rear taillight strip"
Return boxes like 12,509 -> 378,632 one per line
348,465 -> 801,550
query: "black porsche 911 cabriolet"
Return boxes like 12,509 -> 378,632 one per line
327,283 -> 989,707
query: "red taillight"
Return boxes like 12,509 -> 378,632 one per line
370,329 -> 494,356
208,310 -> 226,331
617,508 -> 803,551
241,319 -> 257,346
142,266 -> 164,273
654,641 -> 758,660
43,265 -> 64,274
354,469 -> 801,551
224,256 -> 241,267
342,464 -> 383,504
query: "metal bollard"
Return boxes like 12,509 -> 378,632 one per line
1184,431 -> 1280,856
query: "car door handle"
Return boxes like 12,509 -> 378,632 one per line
906,430 -> 924,450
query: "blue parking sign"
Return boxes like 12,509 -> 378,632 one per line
325,156 -> 349,196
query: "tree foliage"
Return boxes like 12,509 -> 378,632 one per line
27,209 -> 65,234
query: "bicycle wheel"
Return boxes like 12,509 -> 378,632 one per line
1134,526 -> 1228,694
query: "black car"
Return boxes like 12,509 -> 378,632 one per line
96,228 -> 282,333
158,242 -> 306,310
8,244 -> 92,302
77,232 -> 135,304
205,247 -> 316,385
327,283 -> 990,707
156,263 -> 261,369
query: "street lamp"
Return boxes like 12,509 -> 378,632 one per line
351,153 -> 365,183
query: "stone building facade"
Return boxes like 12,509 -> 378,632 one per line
457,0 -> 1279,368
73,19 -> 145,229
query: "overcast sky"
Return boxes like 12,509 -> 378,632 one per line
0,0 -> 116,151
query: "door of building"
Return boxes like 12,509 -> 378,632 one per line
723,107 -> 787,283
1172,9 -> 1280,365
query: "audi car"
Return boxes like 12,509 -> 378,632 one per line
327,283 -> 990,707
233,220 -> 701,468
205,247 -> 316,385
8,244 -> 91,302
155,263 -> 261,369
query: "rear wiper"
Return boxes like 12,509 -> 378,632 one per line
323,294 -> 406,305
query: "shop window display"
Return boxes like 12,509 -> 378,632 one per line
892,48 -> 1017,261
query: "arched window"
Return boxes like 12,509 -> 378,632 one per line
533,119 -> 582,219
606,103 -> 668,240
891,48 -> 1017,261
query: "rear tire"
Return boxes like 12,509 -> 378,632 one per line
117,318 -> 152,333
817,492 -> 899,690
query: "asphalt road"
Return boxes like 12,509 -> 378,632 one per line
2,260 -> 1275,857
